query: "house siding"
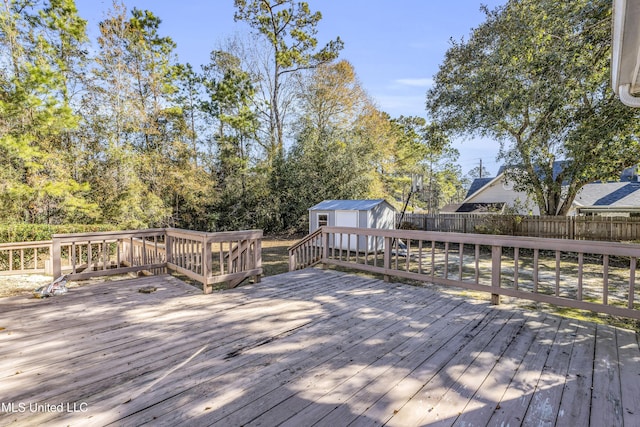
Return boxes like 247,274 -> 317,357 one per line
464,176 -> 539,215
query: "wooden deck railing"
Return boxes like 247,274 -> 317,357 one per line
52,229 -> 167,280
165,228 -> 262,293
288,228 -> 323,271
0,240 -> 98,276
46,228 -> 262,293
290,226 -> 640,320
0,241 -> 53,275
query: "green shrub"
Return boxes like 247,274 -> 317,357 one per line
0,224 -> 118,244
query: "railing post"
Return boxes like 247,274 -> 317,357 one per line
165,231 -> 173,272
254,237 -> 262,283
322,228 -> 330,269
52,237 -> 61,279
289,248 -> 297,271
491,245 -> 501,305
202,235 -> 212,294
384,236 -> 392,282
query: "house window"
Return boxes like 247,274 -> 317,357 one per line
318,213 -> 328,228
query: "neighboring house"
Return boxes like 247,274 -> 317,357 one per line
573,182 -> 640,216
308,199 -> 396,250
460,165 -> 640,216
458,174 -> 531,214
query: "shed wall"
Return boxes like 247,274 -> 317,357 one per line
309,202 -> 395,251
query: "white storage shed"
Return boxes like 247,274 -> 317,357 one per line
308,199 -> 396,251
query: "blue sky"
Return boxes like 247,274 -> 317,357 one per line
74,0 -> 507,175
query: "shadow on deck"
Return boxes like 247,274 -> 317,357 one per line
0,269 -> 638,426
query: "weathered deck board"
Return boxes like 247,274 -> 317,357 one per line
451,311 -> 549,426
591,324 -> 624,427
0,268 -> 638,427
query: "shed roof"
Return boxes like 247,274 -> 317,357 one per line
309,199 -> 394,211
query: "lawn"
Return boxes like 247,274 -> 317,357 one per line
260,235 -> 302,277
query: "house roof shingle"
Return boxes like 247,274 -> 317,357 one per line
465,178 -> 494,199
455,202 -> 505,213
574,182 -> 640,207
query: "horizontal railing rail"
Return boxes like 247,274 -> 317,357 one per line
290,226 -> 640,320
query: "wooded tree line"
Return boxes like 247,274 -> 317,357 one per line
3,0 -> 638,234
0,0 -> 464,232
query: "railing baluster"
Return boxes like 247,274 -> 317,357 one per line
603,254 -> 609,305
458,243 -> 463,280
491,245 -> 502,305
103,239 -> 108,271
394,239 -> 399,270
202,237 -> 211,291
533,248 -> 539,293
117,240 -> 121,269
72,243 -> 77,273
431,241 -> 435,278
364,237 -> 370,266
373,236 -> 378,268
578,252 -> 584,301
219,242 -> 225,275
129,237 -> 134,267
383,236 -> 392,282
555,250 -> 561,296
444,242 -> 449,279
630,257 -> 636,310
474,244 -> 480,284
514,247 -> 519,290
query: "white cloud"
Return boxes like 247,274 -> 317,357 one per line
395,78 -> 435,88
373,94 -> 426,117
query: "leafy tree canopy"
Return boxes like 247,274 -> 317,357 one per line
427,0 -> 640,215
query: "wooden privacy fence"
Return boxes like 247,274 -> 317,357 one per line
400,213 -> 640,241
45,228 -> 262,293
289,226 -> 640,320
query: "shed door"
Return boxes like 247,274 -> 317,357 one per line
335,210 -> 358,250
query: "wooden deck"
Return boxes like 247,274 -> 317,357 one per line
0,269 -> 639,426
